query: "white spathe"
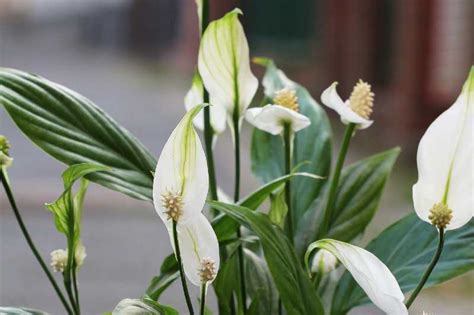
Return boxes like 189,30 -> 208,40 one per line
321,82 -> 373,129
198,9 -> 258,120
178,213 -> 220,286
152,105 -> 220,286
184,72 -> 226,134
413,67 -> 473,230
153,105 -> 209,227
312,239 -> 407,315
112,299 -> 157,315
245,105 -> 311,135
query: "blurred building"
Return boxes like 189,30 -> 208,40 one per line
1,0 -> 472,151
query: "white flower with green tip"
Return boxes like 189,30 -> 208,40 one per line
245,88 -> 311,135
413,67 -> 473,230
321,80 -> 375,129
184,72 -> 226,134
153,105 -> 220,285
198,8 -> 258,122
307,239 -> 407,315
112,298 -> 158,315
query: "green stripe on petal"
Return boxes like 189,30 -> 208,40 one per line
413,67 -> 473,230
198,8 -> 258,120
305,239 -> 407,315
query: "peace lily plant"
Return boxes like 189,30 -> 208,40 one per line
0,2 -> 472,315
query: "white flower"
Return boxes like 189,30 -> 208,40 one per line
178,213 -> 220,285
245,88 -> 310,135
308,239 -> 407,315
198,9 -> 258,121
153,105 -> 220,285
184,72 -> 226,134
310,249 -> 338,274
50,249 -> 68,273
153,105 -> 209,227
112,298 -> 157,315
245,105 -> 310,135
413,67 -> 473,230
50,242 -> 87,273
321,80 -> 374,129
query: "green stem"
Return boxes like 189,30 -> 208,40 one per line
283,124 -> 294,243
200,0 -> 218,210
200,283 -> 207,315
319,123 -> 356,237
173,220 -> 194,315
65,193 -> 79,314
232,113 -> 247,314
0,168 -> 74,315
72,265 -> 80,314
405,227 -> 445,309
63,275 -> 78,315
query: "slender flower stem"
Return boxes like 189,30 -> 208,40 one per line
232,113 -> 247,314
319,123 -> 356,237
172,220 -> 194,315
64,275 -> 78,315
72,264 -> 80,314
200,0 -> 218,209
65,194 -> 79,314
0,168 -> 74,315
283,124 -> 294,242
200,283 -> 207,315
405,228 -> 445,309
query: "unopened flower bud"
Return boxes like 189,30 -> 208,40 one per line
428,203 -> 452,229
0,135 -> 13,168
75,242 -> 87,268
311,249 -> 338,274
50,249 -> 68,273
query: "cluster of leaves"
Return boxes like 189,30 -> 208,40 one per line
0,57 -> 473,315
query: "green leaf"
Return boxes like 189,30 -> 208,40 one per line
213,252 -> 239,315
251,59 -> 332,232
209,200 -> 324,315
331,215 -> 474,315
0,307 -> 48,315
245,249 -> 279,315
213,172 -> 321,242
146,254 -> 179,301
45,163 -> 108,243
295,148 -> 400,256
0,68 -> 156,201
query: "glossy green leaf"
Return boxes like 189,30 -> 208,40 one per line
213,172 -> 321,242
209,200 -> 324,315
295,148 -> 400,256
0,307 -> 48,315
213,252 -> 239,315
146,254 -> 179,301
331,215 -> 474,315
251,58 -> 332,232
0,68 -> 156,201
245,249 -> 279,315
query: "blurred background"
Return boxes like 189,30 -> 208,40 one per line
0,0 -> 472,314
